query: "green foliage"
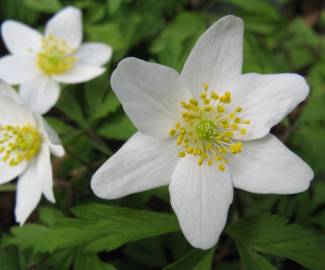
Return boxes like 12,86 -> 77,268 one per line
227,214 -> 325,270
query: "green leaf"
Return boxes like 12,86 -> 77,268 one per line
164,249 -> 215,270
57,89 -> 87,128
236,241 -> 276,270
227,214 -> 325,270
8,204 -> 179,253
291,126 -> 325,172
73,252 -> 115,270
23,0 -> 62,13
0,247 -> 20,270
151,12 -> 206,71
98,114 -> 136,140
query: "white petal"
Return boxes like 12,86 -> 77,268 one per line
228,73 -> 309,140
0,79 -> 24,104
20,77 -> 60,114
0,159 -> 28,184
181,15 -> 243,97
76,42 -> 112,66
0,55 -> 40,85
34,114 -> 65,157
53,64 -> 105,84
15,165 -> 42,225
91,132 -> 179,199
0,90 -> 35,126
1,20 -> 42,56
45,6 -> 82,49
111,57 -> 192,138
229,134 -> 314,194
169,157 -> 233,249
35,144 -> 55,202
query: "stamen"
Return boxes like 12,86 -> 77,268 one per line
169,84 -> 251,171
0,125 -> 42,166
37,35 -> 76,76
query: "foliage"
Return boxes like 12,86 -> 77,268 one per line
0,0 -> 324,269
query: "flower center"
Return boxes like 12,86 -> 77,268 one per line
37,35 -> 76,76
0,125 -> 42,166
169,83 -> 250,171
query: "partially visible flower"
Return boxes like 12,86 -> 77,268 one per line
91,16 -> 314,249
0,6 -> 112,114
0,80 -> 64,224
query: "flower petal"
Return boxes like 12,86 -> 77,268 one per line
0,55 -> 40,84
228,134 -> 314,194
0,159 -> 28,184
0,79 -> 24,104
53,64 -> 105,84
169,156 -> 233,249
1,20 -> 42,56
20,76 -> 60,114
76,42 -> 112,66
229,73 -> 309,140
34,114 -> 65,157
35,144 -> 55,203
91,132 -> 179,199
15,164 -> 42,225
111,57 -> 192,138
181,15 -> 243,97
0,86 -> 35,126
45,6 -> 82,48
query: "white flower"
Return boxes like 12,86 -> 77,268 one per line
91,16 -> 314,249
0,6 -> 112,115
0,80 -> 64,225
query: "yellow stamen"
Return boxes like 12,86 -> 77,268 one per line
0,125 -> 41,166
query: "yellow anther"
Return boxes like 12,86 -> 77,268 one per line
178,151 -> 186,158
235,107 -> 242,112
235,117 -> 241,123
240,128 -> 247,135
232,124 -> 238,130
198,158 -> 204,166
203,83 -> 209,91
217,106 -> 224,113
170,89 -> 248,171
0,125 -> 41,166
211,91 -> 219,100
242,120 -> 251,124
200,92 -> 207,99
37,35 -> 75,76
169,129 -> 176,136
218,164 -> 225,171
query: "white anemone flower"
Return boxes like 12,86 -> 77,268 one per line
91,16 -> 314,249
0,6 -> 112,115
0,80 -> 64,225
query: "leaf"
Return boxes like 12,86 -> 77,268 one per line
151,12 -> 206,71
97,114 -> 136,140
23,0 -> 62,13
164,249 -> 215,270
235,241 -> 276,270
227,214 -> 325,270
8,204 -> 179,253
57,89 -> 87,128
0,247 -> 20,270
291,126 -> 325,172
73,252 -> 115,270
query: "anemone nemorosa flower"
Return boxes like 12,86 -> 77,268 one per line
0,80 -> 64,225
91,15 -> 314,249
0,6 -> 112,114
